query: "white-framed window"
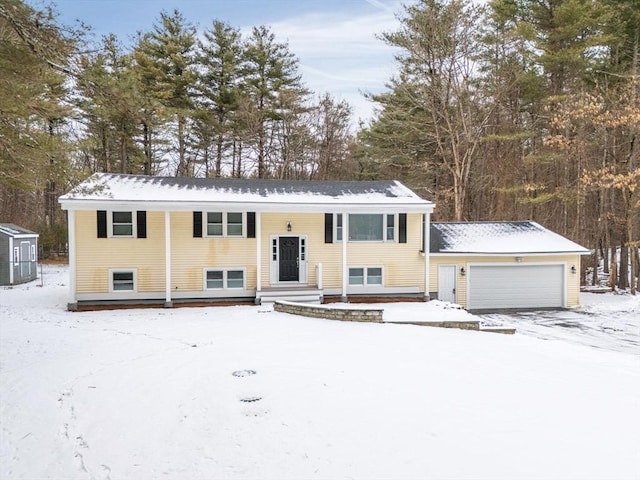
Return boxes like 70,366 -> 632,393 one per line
348,214 -> 397,242
112,211 -> 134,237
206,212 -> 244,237
31,244 -> 36,262
348,266 -> 384,286
204,268 -> 246,290
13,247 -> 19,266
336,213 -> 343,241
109,269 -> 137,292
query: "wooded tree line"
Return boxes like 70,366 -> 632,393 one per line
1,0 -> 638,290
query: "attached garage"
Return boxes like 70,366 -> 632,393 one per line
467,264 -> 564,310
430,222 -> 590,310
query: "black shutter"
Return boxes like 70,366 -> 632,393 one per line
399,213 -> 407,244
324,213 -> 333,243
247,212 -> 256,238
137,211 -> 147,238
97,210 -> 107,238
193,211 -> 202,238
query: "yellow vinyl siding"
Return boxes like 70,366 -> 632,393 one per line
430,254 -> 583,307
74,210 -> 166,294
260,213 -> 338,287
260,213 -> 425,290
170,212 -> 257,291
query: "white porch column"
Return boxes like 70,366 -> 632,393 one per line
424,211 -> 431,301
341,213 -> 348,302
164,210 -> 172,307
67,210 -> 77,310
256,212 -> 262,296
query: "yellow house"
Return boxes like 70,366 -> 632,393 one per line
59,173 -> 435,309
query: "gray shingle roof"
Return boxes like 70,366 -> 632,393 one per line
59,173 -> 433,211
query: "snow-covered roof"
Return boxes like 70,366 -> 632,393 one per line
59,173 -> 434,213
430,221 -> 589,254
0,223 -> 38,238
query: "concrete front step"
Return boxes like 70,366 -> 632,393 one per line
257,289 -> 323,304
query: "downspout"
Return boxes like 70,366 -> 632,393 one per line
165,210 -> 172,307
67,211 -> 77,310
424,211 -> 431,301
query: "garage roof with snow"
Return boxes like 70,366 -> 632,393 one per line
430,221 -> 589,255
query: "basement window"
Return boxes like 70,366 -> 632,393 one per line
110,270 -> 136,292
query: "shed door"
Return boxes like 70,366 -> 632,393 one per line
438,265 -> 457,303
468,264 -> 564,310
20,241 -> 30,278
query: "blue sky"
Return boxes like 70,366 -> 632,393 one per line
42,0 -> 406,123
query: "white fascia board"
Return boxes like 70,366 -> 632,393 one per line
59,199 -> 435,214
7,233 -> 39,239
430,250 -> 589,257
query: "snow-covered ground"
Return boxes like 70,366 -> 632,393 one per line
1,265 -> 639,480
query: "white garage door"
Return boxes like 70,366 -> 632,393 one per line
468,264 -> 565,310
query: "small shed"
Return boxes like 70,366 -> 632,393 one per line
0,223 -> 39,286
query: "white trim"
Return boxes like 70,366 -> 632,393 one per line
203,211 -> 246,238
60,199 -> 435,215
165,211 -> 171,305
109,210 -> 136,238
67,211 -> 76,304
347,265 -> 384,288
75,289 -> 256,302
345,213 -> 398,243
268,236 -> 308,286
424,212 -> 430,299
108,268 -> 138,293
31,244 -> 36,262
324,286 -> 421,296
430,252 -> 588,257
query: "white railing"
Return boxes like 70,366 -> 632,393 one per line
316,262 -> 323,290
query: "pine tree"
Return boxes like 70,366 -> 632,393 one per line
133,10 -> 197,176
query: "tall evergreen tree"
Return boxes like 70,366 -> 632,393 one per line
242,25 -> 308,178
133,10 -> 197,176
196,21 -> 243,177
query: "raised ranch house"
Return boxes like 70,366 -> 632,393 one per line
59,173 -> 588,311
58,173 -> 435,310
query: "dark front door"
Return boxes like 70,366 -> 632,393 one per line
279,236 -> 299,282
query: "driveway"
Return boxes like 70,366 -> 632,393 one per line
478,295 -> 639,355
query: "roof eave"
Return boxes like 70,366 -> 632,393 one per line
58,198 -> 435,213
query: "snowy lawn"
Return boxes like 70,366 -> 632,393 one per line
1,265 -> 639,480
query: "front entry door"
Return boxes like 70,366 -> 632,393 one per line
279,237 -> 299,282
